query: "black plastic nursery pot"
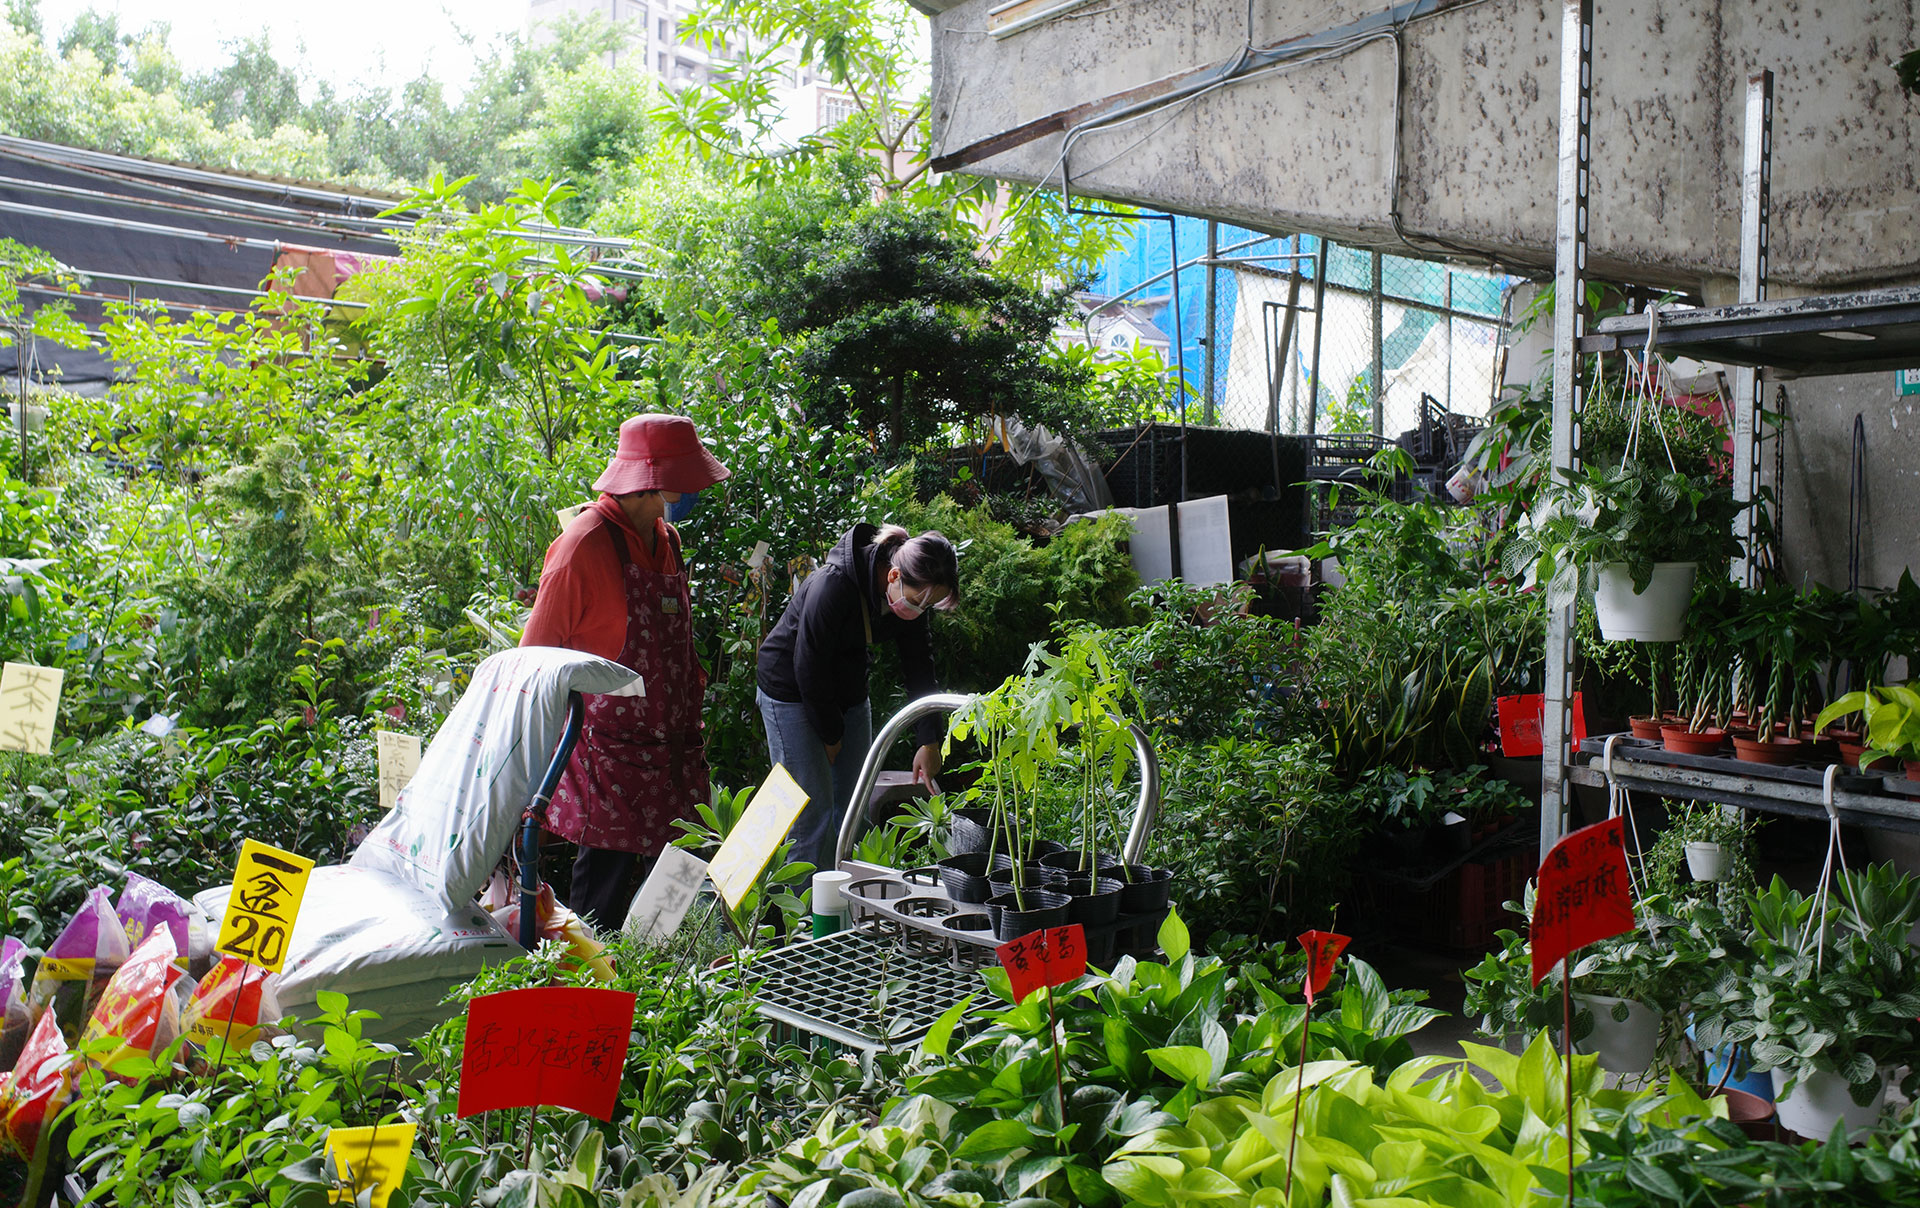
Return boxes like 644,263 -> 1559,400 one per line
987,888 -> 1072,941
936,852 -> 994,904
989,864 -> 1065,896
1117,865 -> 1173,913
949,808 -> 996,854
1062,875 -> 1123,926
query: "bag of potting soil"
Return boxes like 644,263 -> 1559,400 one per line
181,956 -> 282,1062
0,1010 -> 75,1160
487,882 -> 616,983
79,931 -> 188,1080
28,887 -> 132,1037
0,939 -> 29,1071
116,874 -> 205,972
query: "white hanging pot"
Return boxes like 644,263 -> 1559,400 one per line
1685,840 -> 1726,882
1572,994 -> 1660,1074
1771,1066 -> 1887,1139
1593,562 -> 1697,642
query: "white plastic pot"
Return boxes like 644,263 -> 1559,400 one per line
1593,562 -> 1697,642
1771,1066 -> 1887,1138
1572,994 -> 1660,1074
1685,841 -> 1725,882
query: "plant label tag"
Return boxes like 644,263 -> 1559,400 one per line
1530,816 -> 1634,986
215,840 -> 314,973
708,765 -> 810,908
376,731 -> 423,812
996,924 -> 1088,1004
747,541 -> 770,570
624,846 -> 709,940
556,503 -> 588,530
1495,693 -> 1586,758
0,662 -> 64,755
324,1122 -> 416,1207
1898,368 -> 1920,396
456,987 -> 636,1120
1296,930 -> 1352,1005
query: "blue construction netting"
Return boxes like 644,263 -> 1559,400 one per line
1079,213 -> 1520,434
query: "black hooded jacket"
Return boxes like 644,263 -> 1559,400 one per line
756,524 -> 942,749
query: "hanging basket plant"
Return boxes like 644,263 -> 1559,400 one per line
1500,337 -> 1745,643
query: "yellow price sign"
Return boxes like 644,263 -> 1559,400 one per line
324,1122 -> 416,1207
216,840 -> 314,973
707,764 -> 809,908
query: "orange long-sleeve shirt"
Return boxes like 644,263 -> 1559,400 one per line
521,494 -> 680,659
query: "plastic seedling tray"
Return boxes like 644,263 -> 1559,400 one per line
748,927 -> 989,1052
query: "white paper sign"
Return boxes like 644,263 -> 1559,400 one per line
747,541 -> 770,570
1175,494 -> 1235,587
375,730 -> 423,812
556,503 -> 589,531
0,662 -> 63,755
707,765 -> 810,908
624,846 -> 710,940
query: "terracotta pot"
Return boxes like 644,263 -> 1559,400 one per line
1837,739 -> 1868,767
1628,715 -> 1666,740
1661,724 -> 1726,756
1732,735 -> 1806,766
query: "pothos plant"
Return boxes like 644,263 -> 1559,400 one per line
1504,459 -> 1745,597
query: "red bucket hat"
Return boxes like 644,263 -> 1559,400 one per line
593,414 -> 730,496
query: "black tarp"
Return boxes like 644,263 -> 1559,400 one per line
0,135 -> 403,393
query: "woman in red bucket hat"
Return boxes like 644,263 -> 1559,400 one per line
522,413 -> 730,930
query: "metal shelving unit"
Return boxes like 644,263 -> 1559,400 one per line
1539,5 -> 1918,847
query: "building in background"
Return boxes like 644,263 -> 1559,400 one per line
527,0 -> 820,94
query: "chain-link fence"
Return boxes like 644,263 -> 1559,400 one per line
1080,220 -> 1520,441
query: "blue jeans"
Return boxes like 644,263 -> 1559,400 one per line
756,688 -> 871,873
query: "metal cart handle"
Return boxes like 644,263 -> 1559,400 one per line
833,693 -> 1161,869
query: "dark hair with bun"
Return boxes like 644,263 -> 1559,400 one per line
874,525 -> 960,611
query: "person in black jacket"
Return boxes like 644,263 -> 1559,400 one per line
756,523 -> 960,872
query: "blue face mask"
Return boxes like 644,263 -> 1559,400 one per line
666,491 -> 700,524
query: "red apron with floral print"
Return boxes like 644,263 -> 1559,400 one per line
545,520 -> 710,855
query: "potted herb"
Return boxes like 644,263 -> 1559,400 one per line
1643,800 -> 1756,890
1506,460 -> 1743,642
1690,866 -> 1920,1137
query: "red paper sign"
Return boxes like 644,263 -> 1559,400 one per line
1530,817 -> 1634,986
456,987 -> 636,1120
996,925 -> 1088,1004
1296,930 -> 1351,1005
1496,693 -> 1587,758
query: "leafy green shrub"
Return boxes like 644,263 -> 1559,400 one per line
1143,736 -> 1358,944
881,495 -> 1140,697
1089,581 -> 1294,742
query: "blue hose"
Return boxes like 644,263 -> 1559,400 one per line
521,692 -> 585,950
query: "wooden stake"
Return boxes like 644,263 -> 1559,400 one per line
1283,1002 -> 1313,1200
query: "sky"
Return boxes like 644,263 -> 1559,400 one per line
35,0 -> 533,97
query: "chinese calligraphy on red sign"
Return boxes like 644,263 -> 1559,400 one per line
1530,816 -> 1634,986
995,925 -> 1088,1005
1295,930 -> 1352,1005
456,987 -> 637,1121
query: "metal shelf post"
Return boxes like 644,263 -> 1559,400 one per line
1541,0 -> 1595,853
1730,71 -> 1773,587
